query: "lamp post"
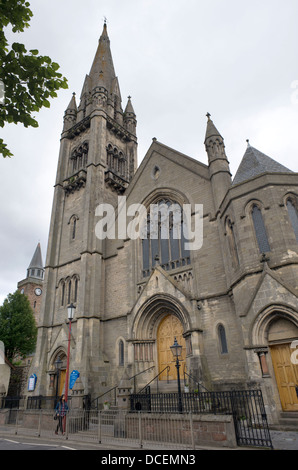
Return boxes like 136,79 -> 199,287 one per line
170,337 -> 183,413
64,303 -> 75,403
54,356 -> 62,407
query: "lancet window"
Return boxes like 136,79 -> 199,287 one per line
251,204 -> 270,253
70,141 -> 89,174
286,198 -> 298,242
106,144 -> 127,180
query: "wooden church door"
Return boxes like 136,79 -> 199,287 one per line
157,314 -> 186,381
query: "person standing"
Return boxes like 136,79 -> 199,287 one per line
55,394 -> 68,435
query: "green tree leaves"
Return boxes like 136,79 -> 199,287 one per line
0,290 -> 37,362
0,0 -> 68,157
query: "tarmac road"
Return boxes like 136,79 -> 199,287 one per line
0,429 -> 297,451
0,436 -> 79,450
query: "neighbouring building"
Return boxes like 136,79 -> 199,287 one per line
18,242 -> 44,326
27,23 -> 298,426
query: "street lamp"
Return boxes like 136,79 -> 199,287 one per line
170,337 -> 183,413
65,303 -> 76,403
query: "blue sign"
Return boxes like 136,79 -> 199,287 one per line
28,374 -> 37,391
69,370 -> 80,389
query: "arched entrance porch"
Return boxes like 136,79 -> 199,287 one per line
131,294 -> 191,386
49,350 -> 67,398
251,306 -> 298,412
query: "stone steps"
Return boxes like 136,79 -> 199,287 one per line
144,380 -> 186,394
270,412 -> 298,431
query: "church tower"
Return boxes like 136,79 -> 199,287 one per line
31,23 -> 138,396
17,243 -> 44,324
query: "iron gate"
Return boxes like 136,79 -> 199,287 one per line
130,389 -> 273,449
229,390 -> 273,448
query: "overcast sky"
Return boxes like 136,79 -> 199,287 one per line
1,0 -> 298,305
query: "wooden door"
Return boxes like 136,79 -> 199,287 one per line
157,314 -> 186,381
58,370 -> 66,397
270,343 -> 298,411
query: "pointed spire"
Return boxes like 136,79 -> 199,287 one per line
89,21 -> 117,93
124,96 -> 137,134
125,96 -> 135,115
27,243 -> 44,280
66,92 -> 77,112
63,92 -> 77,132
204,113 -> 223,143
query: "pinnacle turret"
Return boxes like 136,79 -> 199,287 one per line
204,113 -> 232,210
63,92 -> 77,132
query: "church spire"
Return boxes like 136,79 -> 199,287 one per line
89,22 -> 117,93
74,22 -> 124,124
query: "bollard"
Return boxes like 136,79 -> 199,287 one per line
189,412 -> 195,450
15,409 -> 19,435
138,412 -> 143,448
65,412 -> 69,439
98,410 -> 102,444
37,409 -> 42,437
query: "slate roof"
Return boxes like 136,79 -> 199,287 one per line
232,144 -> 292,185
28,243 -> 43,270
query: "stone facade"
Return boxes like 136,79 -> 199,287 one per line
28,24 -> 298,426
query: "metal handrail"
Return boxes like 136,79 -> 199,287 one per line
90,366 -> 156,408
129,365 -> 155,393
90,385 -> 118,409
183,369 -> 210,392
137,366 -> 170,394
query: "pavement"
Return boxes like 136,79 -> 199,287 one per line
0,426 -> 297,451
269,430 -> 298,451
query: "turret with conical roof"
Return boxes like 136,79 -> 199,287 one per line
124,96 -> 137,135
204,113 -> 232,210
63,92 -> 77,132
27,243 -> 44,280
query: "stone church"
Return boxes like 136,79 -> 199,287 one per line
29,23 -> 298,425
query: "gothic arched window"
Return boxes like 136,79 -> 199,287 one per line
286,198 -> 298,242
142,198 -> 191,277
67,280 -> 72,304
106,144 -> 127,179
68,215 -> 79,241
70,142 -> 88,174
74,277 -> 78,303
61,281 -> 65,306
218,324 -> 228,354
119,340 -> 124,366
251,204 -> 270,253
225,218 -> 239,268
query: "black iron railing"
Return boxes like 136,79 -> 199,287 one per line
130,389 -> 273,449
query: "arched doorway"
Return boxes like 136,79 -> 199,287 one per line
157,314 -> 186,381
268,317 -> 298,411
52,352 -> 67,398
